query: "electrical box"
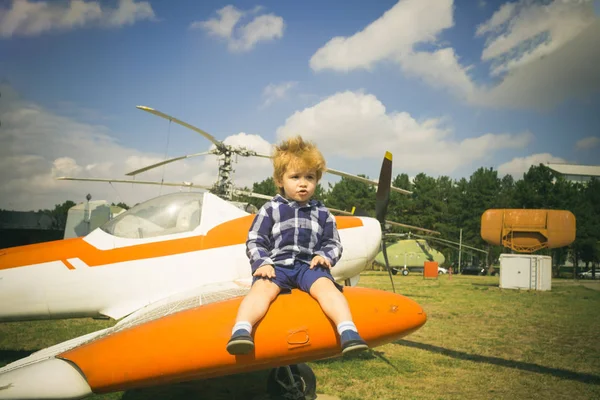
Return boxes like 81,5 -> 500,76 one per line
423,261 -> 438,278
499,254 -> 552,291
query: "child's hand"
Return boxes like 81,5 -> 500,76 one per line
253,264 -> 276,278
310,255 -> 331,269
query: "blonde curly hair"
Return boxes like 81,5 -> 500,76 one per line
272,136 -> 326,193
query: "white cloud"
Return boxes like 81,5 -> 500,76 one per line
471,0 -> 600,109
575,136 -> 600,150
476,2 -> 516,36
0,0 -> 155,38
309,0 -> 475,100
105,0 -> 154,27
276,90 -> 532,175
397,48 -> 475,98
310,0 -> 600,110
310,0 -> 454,72
479,0 -> 596,76
497,153 -> 567,179
261,81 -> 297,108
0,85 -> 272,211
474,19 -> 600,109
191,5 -> 284,52
190,5 -> 241,38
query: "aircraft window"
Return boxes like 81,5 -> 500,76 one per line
101,193 -> 204,238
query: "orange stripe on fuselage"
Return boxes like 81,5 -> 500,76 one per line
0,216 -> 363,271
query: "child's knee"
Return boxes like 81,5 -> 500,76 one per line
309,277 -> 337,296
251,279 -> 281,299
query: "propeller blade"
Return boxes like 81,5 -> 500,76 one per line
382,240 -> 396,293
375,152 -> 392,226
125,151 -> 216,176
136,106 -> 222,148
375,152 -> 395,293
56,177 -> 213,191
351,207 -> 370,217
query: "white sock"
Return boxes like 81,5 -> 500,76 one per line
232,321 -> 252,335
337,321 -> 358,335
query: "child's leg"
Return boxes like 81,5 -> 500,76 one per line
227,279 -> 280,355
308,277 -> 352,325
309,277 -> 368,354
235,279 -> 281,326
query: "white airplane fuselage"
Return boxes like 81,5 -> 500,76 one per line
0,212 -> 381,322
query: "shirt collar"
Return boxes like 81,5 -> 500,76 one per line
273,194 -> 320,209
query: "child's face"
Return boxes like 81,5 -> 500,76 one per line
277,164 -> 318,205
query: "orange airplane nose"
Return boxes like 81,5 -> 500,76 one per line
348,287 -> 427,348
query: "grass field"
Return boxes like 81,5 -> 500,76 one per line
1,273 -> 599,399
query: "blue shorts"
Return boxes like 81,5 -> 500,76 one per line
252,261 -> 343,293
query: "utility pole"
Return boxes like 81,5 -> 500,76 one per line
84,193 -> 92,236
458,228 -> 463,274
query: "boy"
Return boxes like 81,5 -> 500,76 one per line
226,136 -> 368,356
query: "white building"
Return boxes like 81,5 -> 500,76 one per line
546,163 -> 600,184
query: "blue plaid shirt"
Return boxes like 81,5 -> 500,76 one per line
246,194 -> 343,272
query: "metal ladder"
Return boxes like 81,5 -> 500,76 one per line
530,257 -> 538,290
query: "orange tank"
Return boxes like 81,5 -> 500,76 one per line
481,209 -> 576,253
59,287 -> 427,394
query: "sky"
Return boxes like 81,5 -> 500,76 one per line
1,0 -> 599,211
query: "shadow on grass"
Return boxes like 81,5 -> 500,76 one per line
313,349 -> 378,365
470,282 -> 499,287
398,293 -> 434,299
116,370 -> 272,400
395,340 -> 600,385
312,348 -> 403,374
0,349 -> 37,367
369,349 -> 403,373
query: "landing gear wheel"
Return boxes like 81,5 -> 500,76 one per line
391,268 -> 398,275
267,363 -> 317,400
402,269 -> 409,276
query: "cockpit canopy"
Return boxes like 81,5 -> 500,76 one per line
101,193 -> 203,239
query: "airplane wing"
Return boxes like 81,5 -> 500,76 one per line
0,282 -> 249,399
0,286 -> 427,400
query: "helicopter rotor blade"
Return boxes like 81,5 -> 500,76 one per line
232,189 -> 273,201
136,106 -> 222,148
125,151 -> 216,176
325,167 -> 412,196
56,177 -> 214,191
326,207 -> 354,216
385,220 -> 440,235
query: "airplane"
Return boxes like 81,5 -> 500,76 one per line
0,150 -> 427,400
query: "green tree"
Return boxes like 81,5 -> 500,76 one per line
514,164 -> 555,208
406,173 -> 443,233
45,200 -> 76,230
325,176 -> 376,216
387,173 -> 412,228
